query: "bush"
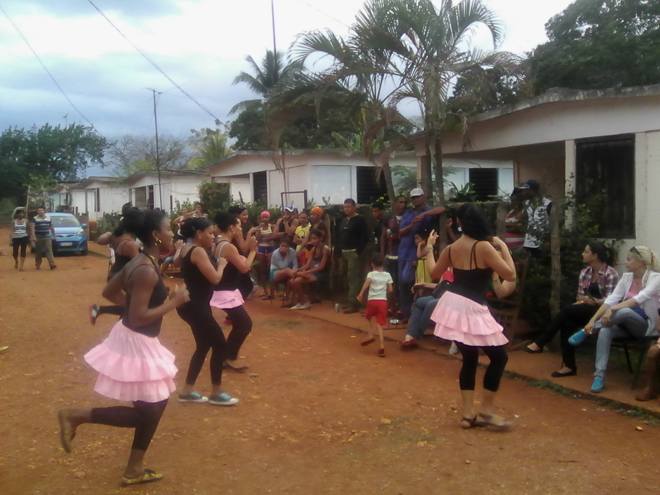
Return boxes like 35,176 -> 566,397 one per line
198,181 -> 231,217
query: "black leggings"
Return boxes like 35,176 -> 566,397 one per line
178,303 -> 226,386
98,305 -> 124,317
12,237 -> 28,258
456,342 -> 508,392
90,399 -> 168,451
534,303 -> 597,371
224,305 -> 253,361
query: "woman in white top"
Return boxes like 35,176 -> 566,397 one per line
10,208 -> 29,271
576,246 -> 660,393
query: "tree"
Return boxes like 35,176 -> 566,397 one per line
188,127 -> 231,169
107,135 -> 189,177
529,0 -> 660,93
0,123 -> 107,204
356,0 -> 509,203
295,6 -> 416,204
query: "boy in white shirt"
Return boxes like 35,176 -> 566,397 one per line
357,254 -> 394,357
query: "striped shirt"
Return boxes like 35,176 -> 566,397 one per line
12,219 -> 28,239
32,215 -> 53,239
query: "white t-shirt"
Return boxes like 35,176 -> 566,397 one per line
523,197 -> 552,249
367,270 -> 393,301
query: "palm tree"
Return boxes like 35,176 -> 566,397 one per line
295,7 -> 413,203
354,0 -> 510,202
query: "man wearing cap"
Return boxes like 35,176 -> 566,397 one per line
339,198 -> 369,313
397,188 -> 446,322
518,179 -> 552,255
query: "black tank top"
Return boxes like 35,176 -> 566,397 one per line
447,241 -> 492,304
181,246 -> 213,303
121,254 -> 168,337
214,240 -> 241,291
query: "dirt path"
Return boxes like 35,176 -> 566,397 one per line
0,246 -> 659,495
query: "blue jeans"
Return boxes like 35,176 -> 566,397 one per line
595,308 -> 650,378
398,259 -> 416,319
405,295 -> 439,340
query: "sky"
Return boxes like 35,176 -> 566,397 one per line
0,0 -> 575,175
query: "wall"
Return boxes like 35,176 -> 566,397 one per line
268,165 -> 307,208
310,165 -> 353,205
438,94 -> 660,154
636,130 -> 660,251
127,175 -> 202,212
514,143 -> 566,200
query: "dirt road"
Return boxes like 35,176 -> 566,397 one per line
0,246 -> 658,494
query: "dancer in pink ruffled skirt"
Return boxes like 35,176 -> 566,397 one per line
58,209 -> 190,487
430,204 -> 516,431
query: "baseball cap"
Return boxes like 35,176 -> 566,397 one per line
516,179 -> 539,191
410,187 -> 425,198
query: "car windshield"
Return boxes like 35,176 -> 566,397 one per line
51,216 -> 80,228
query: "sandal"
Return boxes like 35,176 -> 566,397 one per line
223,360 -> 249,373
460,416 -> 481,429
475,412 -> 512,432
120,468 -> 163,487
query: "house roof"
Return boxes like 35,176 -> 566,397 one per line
470,83 -> 660,124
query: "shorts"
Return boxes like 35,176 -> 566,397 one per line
365,300 -> 388,326
258,245 -> 275,255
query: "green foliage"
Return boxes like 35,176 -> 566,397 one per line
0,124 -> 108,204
187,127 -> 231,170
391,165 -> 418,195
95,212 -> 122,238
529,0 -> 660,93
198,181 -> 232,216
447,182 -> 479,202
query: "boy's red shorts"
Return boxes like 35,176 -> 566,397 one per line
365,300 -> 388,326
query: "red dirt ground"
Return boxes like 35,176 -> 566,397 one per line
0,238 -> 659,494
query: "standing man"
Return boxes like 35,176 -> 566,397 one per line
340,198 -> 369,314
30,206 -> 56,270
397,188 -> 445,322
371,202 -> 387,258
384,196 -> 407,318
519,179 -> 552,256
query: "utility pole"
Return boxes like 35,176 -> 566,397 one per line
271,0 -> 277,55
148,88 -> 163,210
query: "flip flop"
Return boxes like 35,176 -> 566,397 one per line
57,410 -> 74,453
120,468 -> 163,487
223,361 -> 249,373
460,416 -> 483,429
474,413 -> 512,432
360,338 -> 375,346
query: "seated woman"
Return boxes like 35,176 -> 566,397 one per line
525,242 -> 619,377
269,240 -> 298,304
288,229 -> 330,310
572,245 -> 660,393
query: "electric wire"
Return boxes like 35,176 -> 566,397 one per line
0,2 -> 96,129
86,0 -> 222,124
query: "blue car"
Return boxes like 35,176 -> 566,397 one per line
50,212 -> 88,255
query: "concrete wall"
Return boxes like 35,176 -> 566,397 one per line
127,175 -> 202,212
514,143 -> 566,200
636,130 -> 660,252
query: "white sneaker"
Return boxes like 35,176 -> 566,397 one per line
289,304 -> 303,310
297,302 -> 311,310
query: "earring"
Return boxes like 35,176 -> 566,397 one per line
155,237 -> 163,246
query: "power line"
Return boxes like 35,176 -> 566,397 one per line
86,0 -> 222,125
0,3 -> 96,128
300,0 -> 351,29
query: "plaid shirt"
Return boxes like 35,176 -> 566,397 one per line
577,265 -> 619,300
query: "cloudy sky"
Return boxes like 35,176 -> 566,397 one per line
1,0 -> 574,174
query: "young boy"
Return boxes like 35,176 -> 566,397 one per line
357,254 -> 394,357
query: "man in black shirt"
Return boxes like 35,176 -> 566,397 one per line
340,198 -> 369,313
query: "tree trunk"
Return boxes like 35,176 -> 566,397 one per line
380,155 -> 396,205
549,199 -> 562,317
433,134 -> 445,205
420,133 -> 433,196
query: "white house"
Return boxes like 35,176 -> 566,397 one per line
62,177 -> 129,220
208,150 -> 514,208
125,170 -> 205,212
412,84 -> 660,252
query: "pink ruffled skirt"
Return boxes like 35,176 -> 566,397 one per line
209,289 -> 244,309
431,291 -> 508,347
84,320 -> 177,403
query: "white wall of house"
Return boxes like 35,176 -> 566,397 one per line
127,174 -> 202,213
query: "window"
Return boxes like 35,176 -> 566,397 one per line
356,166 -> 387,204
468,168 -> 498,200
253,171 -> 267,204
147,185 -> 155,209
576,136 -> 635,238
94,188 -> 101,212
